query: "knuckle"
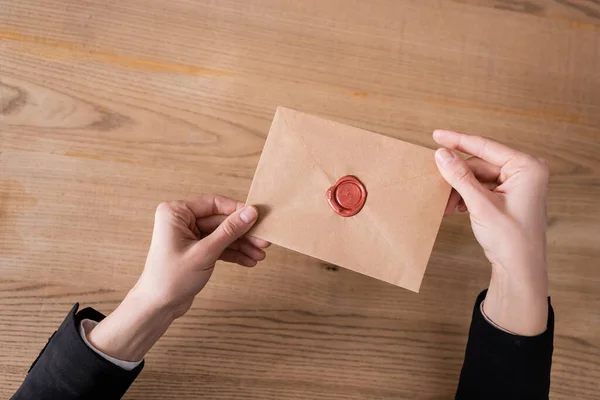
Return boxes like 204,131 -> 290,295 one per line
478,137 -> 489,157
511,151 -> 529,164
221,219 -> 238,238
155,201 -> 173,215
523,154 -> 539,165
537,157 -> 548,166
530,157 -> 550,180
155,200 -> 184,215
452,163 -> 471,183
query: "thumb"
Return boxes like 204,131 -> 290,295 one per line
201,206 -> 259,256
435,148 -> 489,214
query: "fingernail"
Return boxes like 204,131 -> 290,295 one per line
240,206 -> 258,223
435,148 -> 455,166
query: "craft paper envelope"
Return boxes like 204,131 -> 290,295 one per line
246,107 -> 451,292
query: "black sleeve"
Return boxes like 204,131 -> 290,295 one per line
11,304 -> 144,400
455,289 -> 554,400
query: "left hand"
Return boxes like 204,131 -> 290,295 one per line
133,196 -> 270,319
87,195 -> 270,361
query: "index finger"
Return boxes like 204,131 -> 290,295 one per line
184,195 -> 243,218
195,214 -> 271,248
433,130 -> 519,167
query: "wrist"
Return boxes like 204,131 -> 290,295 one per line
122,287 -> 177,328
484,263 -> 549,336
86,289 -> 175,362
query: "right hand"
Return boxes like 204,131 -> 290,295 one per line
433,130 -> 549,335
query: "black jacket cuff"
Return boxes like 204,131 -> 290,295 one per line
471,290 -> 554,356
455,289 -> 554,400
12,304 -> 143,400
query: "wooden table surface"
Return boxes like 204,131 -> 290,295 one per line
1,1 -> 599,398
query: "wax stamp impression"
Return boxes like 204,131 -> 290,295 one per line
326,175 -> 367,217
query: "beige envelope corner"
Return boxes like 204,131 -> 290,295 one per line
246,107 -> 451,293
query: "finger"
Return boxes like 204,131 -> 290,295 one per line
183,195 -> 244,219
246,236 -> 271,249
190,221 -> 201,239
466,157 -> 501,182
237,239 -> 266,261
201,206 -> 259,257
219,249 -> 258,267
444,189 -> 461,216
433,130 -> 519,167
435,148 -> 491,215
155,201 -> 199,236
226,239 -> 266,261
482,181 -> 499,191
197,216 -> 270,248
444,159 -> 499,217
196,214 -> 227,233
453,182 -> 498,215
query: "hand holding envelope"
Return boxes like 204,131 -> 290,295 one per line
246,107 -> 451,292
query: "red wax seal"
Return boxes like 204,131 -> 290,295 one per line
326,175 -> 367,217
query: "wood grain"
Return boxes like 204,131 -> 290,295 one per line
454,0 -> 600,24
1,0 -> 599,398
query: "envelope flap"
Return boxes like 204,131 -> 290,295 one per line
277,107 -> 439,189
246,108 -> 333,213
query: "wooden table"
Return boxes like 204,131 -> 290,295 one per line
1,1 -> 599,398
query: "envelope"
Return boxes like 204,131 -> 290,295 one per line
246,107 -> 451,292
